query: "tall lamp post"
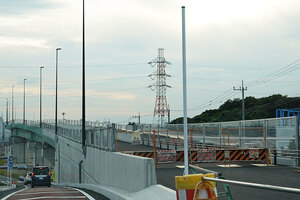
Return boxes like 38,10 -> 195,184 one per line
40,67 -> 44,128
12,85 -> 14,123
55,48 -> 61,141
181,6 -> 188,175
23,79 -> 27,124
6,98 -> 8,124
82,0 -> 86,155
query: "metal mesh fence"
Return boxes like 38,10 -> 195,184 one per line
122,116 -> 297,153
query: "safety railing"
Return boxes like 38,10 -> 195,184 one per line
9,119 -> 116,152
203,176 -> 300,194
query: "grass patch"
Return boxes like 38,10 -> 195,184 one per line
0,169 -> 23,179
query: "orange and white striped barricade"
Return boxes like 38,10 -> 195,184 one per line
157,150 -> 176,163
175,173 -> 218,200
198,149 -> 216,162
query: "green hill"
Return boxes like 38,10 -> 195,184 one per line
170,94 -> 300,124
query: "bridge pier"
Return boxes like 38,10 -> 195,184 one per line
11,136 -> 55,167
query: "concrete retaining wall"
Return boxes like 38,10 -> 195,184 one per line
83,147 -> 156,192
56,134 -> 157,193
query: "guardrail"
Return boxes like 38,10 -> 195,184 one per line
203,176 -> 300,194
9,120 -> 116,152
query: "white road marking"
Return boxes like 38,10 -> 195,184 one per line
217,164 -> 241,168
252,164 -> 276,167
14,191 -> 81,196
2,185 -> 28,200
21,197 -> 87,200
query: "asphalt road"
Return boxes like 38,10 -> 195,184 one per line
117,140 -> 162,152
0,185 -> 25,199
117,141 -> 300,199
1,185 -> 110,200
156,163 -> 300,200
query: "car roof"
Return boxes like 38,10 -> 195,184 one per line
33,166 -> 49,168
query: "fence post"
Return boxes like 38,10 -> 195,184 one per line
153,130 -> 157,167
190,128 -> 193,149
142,126 -> 144,146
263,120 -> 267,149
203,123 -> 206,148
295,116 -> 299,167
239,121 -> 242,147
112,123 -> 116,152
219,122 -> 222,147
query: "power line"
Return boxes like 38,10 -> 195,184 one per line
0,63 -> 148,69
171,90 -> 240,112
246,59 -> 300,87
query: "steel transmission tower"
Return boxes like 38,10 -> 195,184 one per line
148,48 -> 171,124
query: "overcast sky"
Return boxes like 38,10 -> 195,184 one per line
0,0 -> 300,124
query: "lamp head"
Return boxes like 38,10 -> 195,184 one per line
56,48 -> 61,51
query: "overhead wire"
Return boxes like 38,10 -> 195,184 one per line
246,59 -> 300,87
0,63 -> 148,69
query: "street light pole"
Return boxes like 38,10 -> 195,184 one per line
40,67 -> 44,128
82,0 -> 86,155
55,48 -> 61,140
12,85 -> 14,123
6,98 -> 8,125
181,6 -> 189,175
23,79 -> 27,124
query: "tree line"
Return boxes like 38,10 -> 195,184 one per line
170,94 -> 300,124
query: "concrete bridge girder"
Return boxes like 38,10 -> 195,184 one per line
8,124 -> 56,167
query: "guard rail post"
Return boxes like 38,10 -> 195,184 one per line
274,149 -> 277,165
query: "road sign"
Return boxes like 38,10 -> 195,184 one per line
8,161 -> 13,168
8,158 -> 12,162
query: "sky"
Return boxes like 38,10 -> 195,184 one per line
0,0 -> 300,124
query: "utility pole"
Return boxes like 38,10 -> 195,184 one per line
132,112 -> 141,124
233,80 -> 247,121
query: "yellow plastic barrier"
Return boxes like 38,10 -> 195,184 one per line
52,170 -> 55,182
175,173 -> 218,200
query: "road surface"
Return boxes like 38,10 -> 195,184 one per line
1,185 -> 109,200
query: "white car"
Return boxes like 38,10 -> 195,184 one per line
24,172 -> 32,185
